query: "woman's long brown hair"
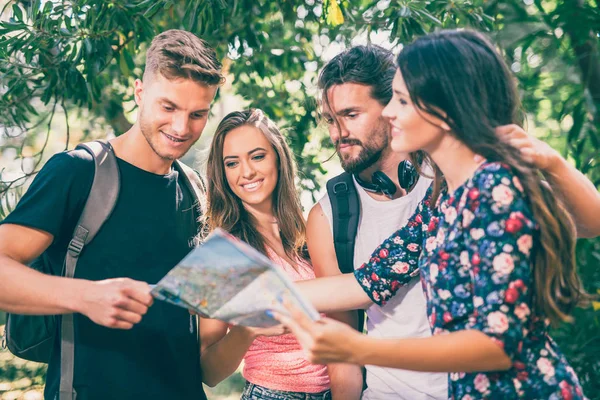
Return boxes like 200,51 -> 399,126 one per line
399,30 -> 591,325
204,109 -> 307,261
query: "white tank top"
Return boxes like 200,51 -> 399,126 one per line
319,175 -> 447,400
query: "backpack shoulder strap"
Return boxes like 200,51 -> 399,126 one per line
68,141 -> 121,251
326,172 -> 365,335
173,160 -> 207,243
172,161 -> 206,346
173,160 -> 207,215
326,172 -> 360,275
60,140 -> 120,400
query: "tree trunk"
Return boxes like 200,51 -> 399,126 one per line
92,97 -> 133,136
107,109 -> 133,136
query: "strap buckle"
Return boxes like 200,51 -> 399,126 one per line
67,238 -> 85,258
333,181 -> 348,194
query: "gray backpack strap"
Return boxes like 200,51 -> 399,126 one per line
59,141 -> 120,400
173,160 -> 207,216
173,161 -> 206,346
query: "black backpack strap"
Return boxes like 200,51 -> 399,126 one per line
60,140 -> 120,400
326,172 -> 360,274
326,173 -> 365,334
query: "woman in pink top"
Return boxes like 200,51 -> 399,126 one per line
199,109 -> 331,399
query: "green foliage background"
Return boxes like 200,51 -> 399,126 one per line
1,0 -> 599,399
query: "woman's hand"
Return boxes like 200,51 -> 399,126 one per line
495,124 -> 561,172
271,301 -> 364,365
494,124 -> 600,238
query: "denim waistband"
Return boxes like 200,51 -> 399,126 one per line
241,382 -> 331,400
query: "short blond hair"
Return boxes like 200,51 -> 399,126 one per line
143,29 -> 224,86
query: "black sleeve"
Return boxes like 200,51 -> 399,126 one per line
1,150 -> 95,243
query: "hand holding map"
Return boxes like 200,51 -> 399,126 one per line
151,229 -> 320,327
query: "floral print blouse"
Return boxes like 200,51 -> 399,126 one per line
354,162 -> 585,399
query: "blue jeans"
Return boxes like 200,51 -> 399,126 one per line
241,382 -> 332,400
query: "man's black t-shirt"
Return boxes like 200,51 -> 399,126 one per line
2,150 -> 207,400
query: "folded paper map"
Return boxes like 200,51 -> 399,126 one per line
151,228 -> 320,327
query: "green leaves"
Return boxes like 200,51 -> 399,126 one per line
119,49 -> 136,76
1,0 -> 157,119
0,21 -> 28,34
144,0 -> 164,18
0,1 -> 598,397
12,4 -> 24,22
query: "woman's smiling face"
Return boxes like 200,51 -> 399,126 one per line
222,124 -> 279,210
382,69 -> 448,155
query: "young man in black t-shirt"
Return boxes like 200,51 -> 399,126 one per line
0,29 -> 223,400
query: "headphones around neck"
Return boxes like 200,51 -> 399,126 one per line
354,160 -> 418,199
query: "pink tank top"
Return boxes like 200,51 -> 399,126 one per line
242,248 -> 330,393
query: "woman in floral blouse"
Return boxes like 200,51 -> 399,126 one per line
277,30 -> 592,399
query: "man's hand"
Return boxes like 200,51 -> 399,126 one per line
77,278 -> 153,329
495,124 -> 561,172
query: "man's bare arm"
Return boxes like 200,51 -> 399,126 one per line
0,224 -> 152,329
306,204 -> 363,400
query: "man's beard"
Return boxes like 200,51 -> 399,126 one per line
336,124 -> 389,174
139,109 -> 190,161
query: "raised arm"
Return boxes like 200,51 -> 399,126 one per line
497,124 -> 600,238
306,203 -> 363,400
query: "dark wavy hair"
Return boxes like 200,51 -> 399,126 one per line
318,44 -> 396,105
397,29 -> 590,325
318,45 -> 427,170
